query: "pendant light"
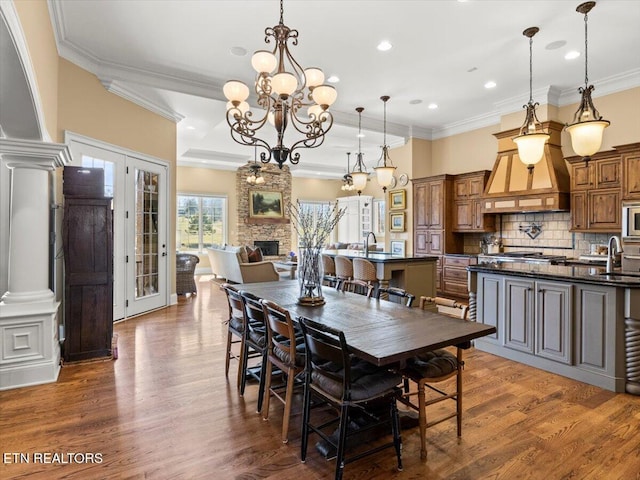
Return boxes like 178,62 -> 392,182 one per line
246,146 -> 265,184
374,96 -> 396,192
565,1 -> 610,162
341,152 -> 356,191
513,27 -> 549,172
350,107 -> 369,195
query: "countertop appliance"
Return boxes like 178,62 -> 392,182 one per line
622,201 -> 640,241
477,251 -> 566,265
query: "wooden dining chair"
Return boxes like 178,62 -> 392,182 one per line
221,284 -> 247,389
396,295 -> 469,460
260,299 -> 306,443
299,317 -> 403,480
376,286 -> 415,307
340,278 -> 374,297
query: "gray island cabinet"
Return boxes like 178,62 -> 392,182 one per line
468,263 -> 640,394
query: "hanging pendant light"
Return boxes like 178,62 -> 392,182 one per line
565,1 -> 610,162
350,107 -> 369,195
341,152 -> 355,191
513,27 -> 550,172
223,0 -> 336,169
374,96 -> 396,192
246,146 -> 265,184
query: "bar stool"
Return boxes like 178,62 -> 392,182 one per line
334,255 -> 353,290
352,257 -> 378,296
321,254 -> 338,287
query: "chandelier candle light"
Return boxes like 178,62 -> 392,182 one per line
223,0 -> 337,168
513,27 -> 549,172
565,1 -> 610,162
288,201 -> 345,306
351,107 -> 369,195
374,96 -> 397,192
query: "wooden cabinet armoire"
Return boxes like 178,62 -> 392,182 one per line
63,167 -> 113,362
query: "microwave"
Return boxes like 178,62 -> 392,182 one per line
622,202 -> 640,240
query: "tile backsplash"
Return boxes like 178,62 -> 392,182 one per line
463,212 -> 617,258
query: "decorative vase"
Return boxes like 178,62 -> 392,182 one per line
297,247 -> 324,306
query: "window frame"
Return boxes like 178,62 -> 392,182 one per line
176,193 -> 227,253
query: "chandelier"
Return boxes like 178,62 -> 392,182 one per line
350,107 -> 369,195
513,27 -> 549,172
565,1 -> 609,162
223,0 -> 337,169
246,147 -> 265,184
373,96 -> 396,192
341,152 -> 356,191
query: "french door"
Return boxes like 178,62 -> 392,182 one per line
66,133 -> 168,320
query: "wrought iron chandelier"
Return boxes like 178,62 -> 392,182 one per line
565,1 -> 609,162
223,0 -> 337,169
513,27 -> 549,172
350,107 -> 369,195
341,152 -> 356,191
246,147 -> 265,184
374,96 -> 396,192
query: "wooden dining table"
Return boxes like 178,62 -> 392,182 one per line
237,280 -> 497,367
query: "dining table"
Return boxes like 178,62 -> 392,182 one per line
237,280 -> 497,367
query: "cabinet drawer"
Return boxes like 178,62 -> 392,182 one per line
444,255 -> 474,267
443,266 -> 468,282
442,281 -> 469,296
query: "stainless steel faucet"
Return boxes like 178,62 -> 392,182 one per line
606,235 -> 623,272
364,231 -> 377,258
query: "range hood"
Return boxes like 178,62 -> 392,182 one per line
482,121 -> 570,213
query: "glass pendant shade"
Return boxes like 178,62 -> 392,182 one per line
566,120 -> 609,157
251,50 -> 277,74
223,80 -> 250,103
351,171 -> 368,192
304,68 -> 325,88
374,165 -> 396,188
311,85 -> 337,107
514,132 -> 549,166
308,104 -> 328,122
271,72 -> 298,97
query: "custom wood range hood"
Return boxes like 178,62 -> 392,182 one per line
482,121 -> 570,213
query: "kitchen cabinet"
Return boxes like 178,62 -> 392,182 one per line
621,143 -> 640,200
476,273 -> 502,344
453,171 -> 495,232
337,195 -> 372,244
568,152 -> 621,232
442,254 -> 476,300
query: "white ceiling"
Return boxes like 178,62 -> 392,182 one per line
49,0 -> 640,178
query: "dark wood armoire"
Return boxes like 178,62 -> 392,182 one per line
62,167 -> 113,362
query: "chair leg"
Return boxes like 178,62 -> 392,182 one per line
418,380 -> 428,460
390,398 -> 403,471
456,350 -> 463,437
256,350 -> 269,414
300,378 -> 312,462
224,330 -> 232,378
261,359 -> 273,420
281,367 -> 296,443
334,403 -> 350,480
236,337 -> 246,391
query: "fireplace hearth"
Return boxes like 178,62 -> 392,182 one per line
254,240 -> 279,256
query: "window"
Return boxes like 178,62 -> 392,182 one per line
177,195 -> 226,252
296,200 -> 336,245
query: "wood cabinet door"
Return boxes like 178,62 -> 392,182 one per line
571,163 -> 592,190
428,180 -> 444,229
535,281 -> 572,365
414,182 -> 429,228
454,201 -> 473,231
504,278 -> 535,354
415,229 -> 429,255
570,192 -> 588,231
589,189 -> 621,230
469,176 -> 485,197
594,158 -> 621,189
454,178 -> 469,199
428,230 -> 444,255
623,153 -> 640,199
477,274 -> 502,342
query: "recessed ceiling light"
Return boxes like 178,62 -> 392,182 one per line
546,40 -> 566,50
565,50 -> 580,60
327,75 -> 340,83
484,81 -> 497,89
230,46 -> 247,56
428,103 -> 438,110
467,67 -> 478,73
409,99 -> 422,105
377,40 -> 392,52
357,133 -> 366,138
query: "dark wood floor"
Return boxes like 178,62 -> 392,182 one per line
1,276 -> 639,480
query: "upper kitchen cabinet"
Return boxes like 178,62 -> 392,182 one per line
453,170 -> 495,232
620,143 -> 640,200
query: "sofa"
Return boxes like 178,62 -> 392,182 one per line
206,246 -> 279,284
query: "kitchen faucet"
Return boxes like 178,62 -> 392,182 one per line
606,235 -> 623,272
364,232 -> 377,258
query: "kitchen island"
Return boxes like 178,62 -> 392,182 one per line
467,262 -> 640,394
322,250 -> 438,300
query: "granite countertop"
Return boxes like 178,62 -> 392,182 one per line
468,262 -> 640,287
322,249 -> 438,263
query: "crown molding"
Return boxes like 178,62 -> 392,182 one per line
99,79 -> 184,123
557,68 -> 640,106
432,112 -> 501,140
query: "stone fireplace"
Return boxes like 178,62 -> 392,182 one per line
236,163 -> 292,257
254,240 -> 279,256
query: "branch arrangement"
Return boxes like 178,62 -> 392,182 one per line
287,201 -> 345,250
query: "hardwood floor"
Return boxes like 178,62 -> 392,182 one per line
1,276 -> 639,480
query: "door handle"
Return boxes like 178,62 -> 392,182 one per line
162,252 -> 167,257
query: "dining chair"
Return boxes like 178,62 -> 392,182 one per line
321,253 -> 339,287
422,296 -> 469,319
260,299 -> 306,443
340,279 -> 374,297
375,286 -> 415,307
352,257 -> 378,295
239,290 -> 270,413
299,317 -> 403,480
221,284 -> 247,389
397,295 -> 469,460
334,255 -> 353,290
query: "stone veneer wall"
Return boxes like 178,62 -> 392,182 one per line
462,211 -> 616,257
235,163 -> 292,257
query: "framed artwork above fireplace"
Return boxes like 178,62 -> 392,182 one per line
249,190 -> 283,218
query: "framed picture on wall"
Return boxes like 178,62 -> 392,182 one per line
390,212 -> 405,232
390,240 -> 405,257
249,190 -> 283,218
389,189 -> 406,210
